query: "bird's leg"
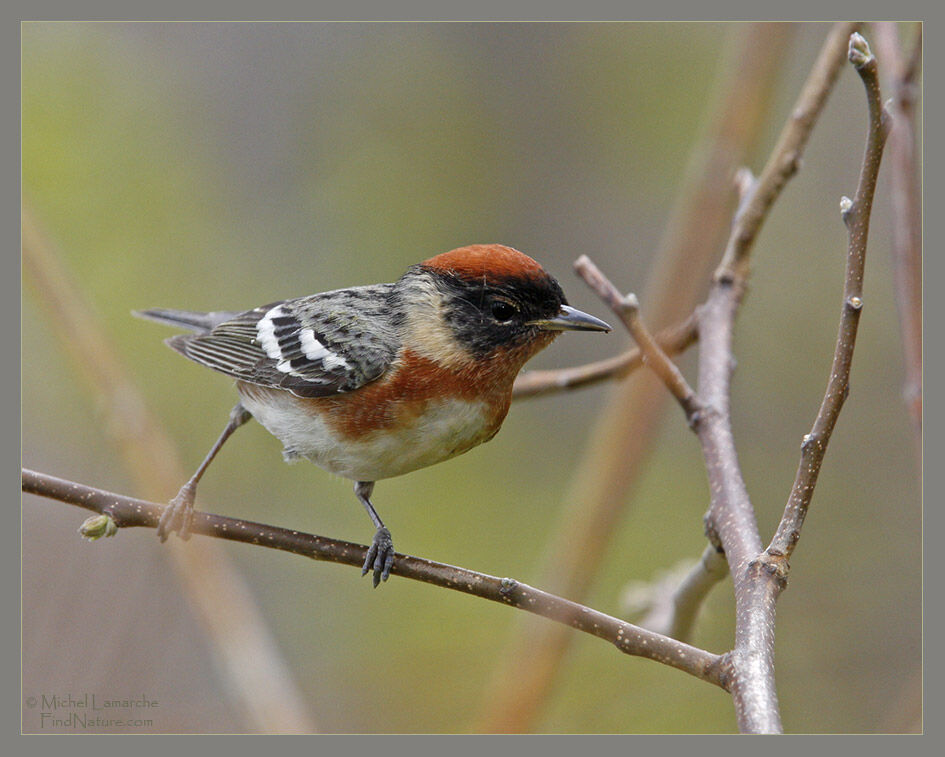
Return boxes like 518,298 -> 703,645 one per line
158,403 -> 252,542
355,481 -> 395,586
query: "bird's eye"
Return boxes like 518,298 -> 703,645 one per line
490,299 -> 517,322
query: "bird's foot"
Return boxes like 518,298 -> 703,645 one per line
361,527 -> 395,587
157,482 -> 196,542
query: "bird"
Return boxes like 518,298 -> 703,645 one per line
135,244 -> 611,585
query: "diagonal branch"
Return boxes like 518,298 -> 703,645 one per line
767,33 -> 891,561
599,23 -> 861,733
624,545 -> 729,642
22,467 -> 727,689
571,260 -> 734,645
573,256 -> 702,425
568,261 -> 732,645
715,22 -> 861,283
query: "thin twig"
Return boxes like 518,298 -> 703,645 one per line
715,22 -> 861,283
577,25 -> 860,732
627,545 -> 729,642
767,33 -> 891,561
574,255 -> 702,424
22,468 -> 727,689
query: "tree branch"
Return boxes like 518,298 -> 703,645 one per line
573,255 -> 702,426
623,545 -> 729,643
767,32 -> 891,561
715,22 -> 860,283
569,22 -> 856,732
697,281 -> 780,729
571,259 -> 735,645
689,24 -> 865,735
22,467 -> 726,689
688,28 -> 888,734
564,24 -> 863,734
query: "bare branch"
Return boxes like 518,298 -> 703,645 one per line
694,285 -> 781,732
624,546 -> 729,642
574,255 -> 702,424
716,22 -> 861,283
767,32 -> 891,561
23,468 -> 726,689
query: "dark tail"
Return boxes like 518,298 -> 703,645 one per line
133,308 -> 238,334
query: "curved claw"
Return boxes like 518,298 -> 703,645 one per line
361,527 -> 395,587
157,483 -> 196,542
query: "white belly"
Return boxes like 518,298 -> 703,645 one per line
238,387 -> 494,482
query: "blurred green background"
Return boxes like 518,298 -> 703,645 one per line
22,22 -> 920,733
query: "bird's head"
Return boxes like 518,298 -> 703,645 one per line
395,244 -> 611,376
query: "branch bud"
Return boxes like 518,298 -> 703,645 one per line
839,195 -> 854,220
78,513 -> 118,541
848,33 -> 873,69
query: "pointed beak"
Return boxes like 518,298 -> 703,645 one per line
528,305 -> 612,333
